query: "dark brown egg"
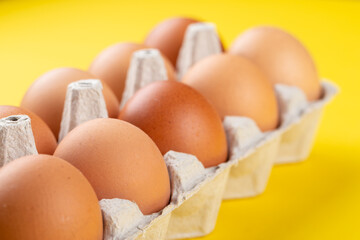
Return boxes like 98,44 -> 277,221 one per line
182,54 -> 279,132
20,67 -> 119,139
119,81 -> 228,168
229,26 -> 322,101
0,105 -> 57,154
89,42 -> 177,102
54,118 -> 170,215
0,154 -> 103,240
144,17 -> 199,66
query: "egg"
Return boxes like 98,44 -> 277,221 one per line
229,26 -> 322,101
119,81 -> 228,168
0,154 -> 103,240
89,42 -> 177,102
182,54 -> 279,132
144,17 -> 199,66
54,118 -> 170,215
21,67 -> 119,138
0,105 -> 57,154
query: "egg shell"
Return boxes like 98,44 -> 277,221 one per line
119,81 -> 228,168
0,105 -> 57,154
54,118 -> 171,215
144,17 -> 199,66
229,26 -> 322,101
20,68 -> 119,138
0,154 -> 103,240
182,54 -> 279,132
89,42 -> 177,102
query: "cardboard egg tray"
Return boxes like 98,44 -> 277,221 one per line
100,81 -> 337,240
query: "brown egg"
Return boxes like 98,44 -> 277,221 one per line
119,81 -> 228,168
0,105 -> 57,154
0,154 -> 103,240
89,42 -> 177,102
182,54 -> 279,132
144,17 -> 199,66
21,67 -> 119,139
229,26 -> 322,101
54,118 -> 170,215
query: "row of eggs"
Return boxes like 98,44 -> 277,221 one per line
0,17 -> 321,239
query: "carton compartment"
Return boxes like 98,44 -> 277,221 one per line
276,108 -> 323,164
223,134 -> 281,199
166,167 -> 230,239
101,151 -> 208,240
276,81 -> 337,164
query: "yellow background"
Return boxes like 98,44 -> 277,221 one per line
0,0 -> 359,239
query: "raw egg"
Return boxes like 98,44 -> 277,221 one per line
54,118 -> 170,215
0,154 -> 103,240
89,42 -> 177,102
0,105 -> 57,154
229,26 -> 322,101
119,81 -> 228,168
182,54 -> 279,132
20,67 -> 119,138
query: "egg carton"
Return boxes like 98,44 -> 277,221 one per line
55,55 -> 337,239
99,81 -> 336,240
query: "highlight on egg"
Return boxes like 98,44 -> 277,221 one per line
182,54 -> 279,132
119,80 -> 228,168
0,154 -> 103,240
20,67 -> 119,139
54,118 -> 171,215
229,26 -> 322,101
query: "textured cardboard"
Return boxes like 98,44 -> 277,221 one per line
59,79 -> 108,141
176,22 -> 221,79
223,135 -> 281,199
276,81 -> 338,164
0,115 -> 37,166
166,167 -> 230,239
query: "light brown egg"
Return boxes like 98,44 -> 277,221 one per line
229,26 -> 322,101
119,81 -> 228,168
0,105 -> 57,154
144,17 -> 199,66
54,118 -> 170,215
20,67 -> 119,139
89,42 -> 177,102
0,154 -> 103,240
182,54 -> 279,132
